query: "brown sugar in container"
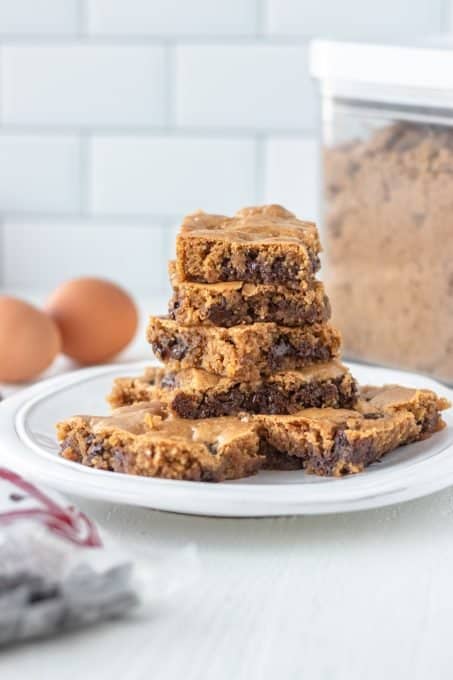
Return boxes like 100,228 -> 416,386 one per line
310,38 -> 453,382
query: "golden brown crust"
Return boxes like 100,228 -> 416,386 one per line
107,361 -> 358,418
256,385 -> 450,475
168,261 -> 330,327
176,205 -> 321,287
147,317 -> 342,381
179,205 -> 319,244
57,405 -> 263,482
60,384 -> 450,480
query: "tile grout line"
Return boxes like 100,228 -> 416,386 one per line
79,133 -> 91,215
164,42 -> 175,129
256,0 -> 267,36
254,134 -> 266,204
0,220 -> 4,287
0,45 -> 3,123
0,47 -> 4,285
442,0 -> 451,29
0,124 -> 315,137
0,36 -> 311,47
161,216 -> 177,296
1,212 -> 185,224
77,0 -> 89,35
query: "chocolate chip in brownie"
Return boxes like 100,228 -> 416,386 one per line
219,257 -> 234,280
268,337 -> 292,370
112,447 -> 127,472
206,301 -> 236,326
309,253 -> 321,273
332,430 -> 376,471
86,440 -> 105,464
154,336 -> 189,361
250,386 -> 287,414
168,298 -> 181,318
171,393 -> 202,419
160,372 -> 177,390
420,409 -> 440,434
244,250 -> 260,277
207,442 -> 219,456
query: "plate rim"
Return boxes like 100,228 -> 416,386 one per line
1,360 -> 453,517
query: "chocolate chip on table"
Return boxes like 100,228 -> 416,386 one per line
9,493 -> 25,502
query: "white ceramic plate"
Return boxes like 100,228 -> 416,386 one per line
0,361 -> 452,517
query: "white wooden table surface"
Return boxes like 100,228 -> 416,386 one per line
2,296 -> 453,679
4,490 -> 453,680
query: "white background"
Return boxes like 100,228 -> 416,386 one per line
0,0 -> 450,297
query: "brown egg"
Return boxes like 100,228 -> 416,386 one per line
0,296 -> 61,383
46,278 -> 138,365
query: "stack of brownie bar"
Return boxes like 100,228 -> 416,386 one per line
113,205 -> 358,418
57,205 -> 450,482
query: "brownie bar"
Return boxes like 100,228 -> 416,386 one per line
107,361 -> 358,418
176,204 -> 321,288
358,384 -> 451,434
57,403 -> 262,482
147,317 -> 342,381
168,261 -> 330,327
257,386 -> 450,476
60,386 -> 449,480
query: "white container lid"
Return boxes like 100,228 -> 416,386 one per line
310,38 -> 453,107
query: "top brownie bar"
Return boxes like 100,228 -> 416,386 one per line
176,204 -> 321,288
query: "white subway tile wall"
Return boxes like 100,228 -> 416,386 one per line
87,0 -> 258,36
3,221 -> 166,291
0,0 -> 449,294
0,135 -> 81,213
2,46 -> 167,126
175,45 -> 314,129
0,0 -> 78,36
266,0 -> 446,38
91,136 -> 257,215
263,137 -> 319,221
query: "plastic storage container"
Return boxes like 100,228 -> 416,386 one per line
310,39 -> 453,383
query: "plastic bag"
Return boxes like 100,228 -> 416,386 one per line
0,467 -> 198,646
